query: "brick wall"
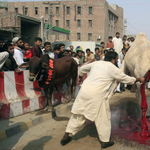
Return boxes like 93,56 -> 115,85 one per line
1,0 -> 124,43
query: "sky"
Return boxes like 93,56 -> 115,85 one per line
3,0 -> 150,40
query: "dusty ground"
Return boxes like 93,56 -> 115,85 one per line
1,90 -> 150,150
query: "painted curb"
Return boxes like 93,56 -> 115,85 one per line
0,103 -> 73,141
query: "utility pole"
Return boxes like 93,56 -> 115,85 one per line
43,2 -> 60,42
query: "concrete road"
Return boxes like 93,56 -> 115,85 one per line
1,90 -> 150,150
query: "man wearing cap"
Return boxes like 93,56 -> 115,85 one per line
12,37 -> 24,66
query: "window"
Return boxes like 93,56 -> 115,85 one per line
114,16 -> 118,23
56,20 -> 59,27
45,7 -> 48,15
89,7 -> 92,14
108,24 -> 110,32
77,20 -> 81,27
66,20 -> 70,28
77,6 -> 81,14
56,7 -> 59,15
25,7 -> 28,15
45,20 -> 48,23
55,34 -> 59,41
88,33 -> 92,41
66,34 -> 69,40
111,26 -> 113,32
88,20 -> 92,27
14,8 -> 18,13
5,8 -> 8,12
77,33 -> 81,40
35,7 -> 38,15
66,6 -> 70,14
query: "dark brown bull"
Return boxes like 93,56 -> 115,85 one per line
20,55 -> 78,112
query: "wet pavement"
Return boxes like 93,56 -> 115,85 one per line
111,96 -> 150,146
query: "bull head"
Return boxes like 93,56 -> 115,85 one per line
19,56 -> 51,82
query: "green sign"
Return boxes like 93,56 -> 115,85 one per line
44,23 -> 70,34
0,1 -> 8,8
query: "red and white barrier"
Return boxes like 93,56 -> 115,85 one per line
0,70 -> 87,120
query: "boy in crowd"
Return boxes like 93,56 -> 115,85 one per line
85,49 -> 94,63
104,50 -> 108,55
42,42 -> 54,59
58,43 -> 65,58
82,51 -> 85,59
0,37 -> 9,71
53,44 -> 60,59
31,37 -> 43,58
94,48 -> 100,61
23,41 -> 32,62
123,39 -> 129,51
72,53 -> 79,65
71,52 -> 76,57
109,48 -> 114,52
3,42 -> 21,73
0,37 -> 4,51
123,35 -> 127,41
101,50 -> 109,60
106,36 -> 114,49
70,45 -> 74,52
12,37 -> 24,66
99,42 -> 106,54
77,50 -> 85,66
119,48 -> 126,64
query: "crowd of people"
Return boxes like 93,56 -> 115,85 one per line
0,32 -> 134,77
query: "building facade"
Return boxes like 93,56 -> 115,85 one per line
0,0 -> 124,43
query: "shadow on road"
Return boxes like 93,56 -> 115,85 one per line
0,103 -> 25,150
73,123 -> 98,141
22,136 -> 52,150
53,116 -> 70,121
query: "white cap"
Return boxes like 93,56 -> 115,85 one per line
12,37 -> 20,43
67,47 -> 71,50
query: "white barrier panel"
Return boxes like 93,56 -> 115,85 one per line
0,70 -> 87,119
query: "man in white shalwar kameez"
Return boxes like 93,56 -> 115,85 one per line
60,52 -> 145,149
112,32 -> 123,55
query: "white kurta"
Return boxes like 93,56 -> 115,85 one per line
112,37 -> 123,54
13,47 -> 24,66
72,61 -> 136,121
66,61 -> 136,142
42,48 -> 54,59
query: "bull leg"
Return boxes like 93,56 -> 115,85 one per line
66,80 -> 71,102
47,87 -> 54,112
44,89 -> 49,111
71,78 -> 76,101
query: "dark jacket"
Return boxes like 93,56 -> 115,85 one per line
31,45 -> 43,58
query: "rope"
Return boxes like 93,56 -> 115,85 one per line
4,72 -> 33,85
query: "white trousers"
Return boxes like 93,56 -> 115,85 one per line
66,106 -> 111,142
115,83 -> 121,92
0,52 -> 9,69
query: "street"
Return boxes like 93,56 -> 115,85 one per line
1,90 -> 150,150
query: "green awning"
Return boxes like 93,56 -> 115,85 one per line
44,23 -> 70,35
0,1 -> 8,8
